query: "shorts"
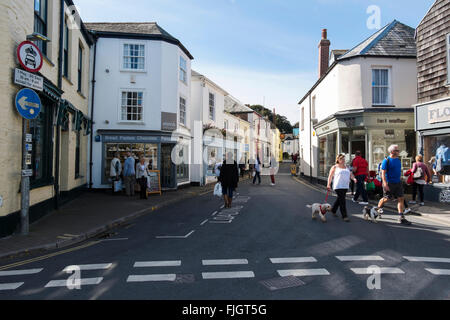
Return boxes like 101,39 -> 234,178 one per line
222,186 -> 234,198
383,182 -> 404,199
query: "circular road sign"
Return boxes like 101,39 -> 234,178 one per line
17,41 -> 43,73
15,88 -> 42,120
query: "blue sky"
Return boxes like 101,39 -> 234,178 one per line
75,0 -> 433,124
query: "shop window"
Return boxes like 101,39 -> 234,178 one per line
176,144 -> 189,183
104,143 -> 158,184
423,135 -> 450,184
26,97 -> 53,188
319,132 -> 337,177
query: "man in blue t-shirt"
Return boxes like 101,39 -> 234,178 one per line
376,144 -> 411,225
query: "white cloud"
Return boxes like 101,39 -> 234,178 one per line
193,62 -> 316,125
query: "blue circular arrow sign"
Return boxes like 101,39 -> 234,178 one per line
15,88 -> 41,120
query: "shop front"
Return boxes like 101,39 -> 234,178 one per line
415,99 -> 450,203
314,109 -> 416,181
98,131 -> 190,190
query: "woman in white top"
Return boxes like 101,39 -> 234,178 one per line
327,154 -> 357,222
136,157 -> 149,199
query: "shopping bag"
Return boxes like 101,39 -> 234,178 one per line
214,183 -> 222,197
114,180 -> 122,192
366,181 -> 375,192
252,171 -> 256,177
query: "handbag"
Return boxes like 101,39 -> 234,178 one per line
114,180 -> 122,192
366,181 -> 375,191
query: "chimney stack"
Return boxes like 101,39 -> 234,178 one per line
318,29 -> 330,78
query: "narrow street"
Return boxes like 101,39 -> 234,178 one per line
1,164 -> 449,300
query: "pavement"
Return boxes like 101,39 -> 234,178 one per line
292,174 -> 450,226
0,180 -> 222,261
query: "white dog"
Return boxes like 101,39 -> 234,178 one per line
307,203 -> 333,223
362,206 -> 383,223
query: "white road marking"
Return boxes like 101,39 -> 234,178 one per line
404,256 -> 450,263
202,271 -> 255,279
156,230 -> 195,239
202,259 -> 248,266
127,274 -> 177,282
62,263 -> 112,271
0,268 -> 43,277
350,267 -> 404,274
45,277 -> 103,287
211,211 -> 218,216
425,269 -> 450,275
0,282 -> 24,291
270,257 -> 317,264
134,261 -> 181,267
200,219 -> 209,226
336,256 -> 384,261
277,269 -> 330,277
101,238 -> 129,242
209,220 -> 233,224
220,205 -> 225,209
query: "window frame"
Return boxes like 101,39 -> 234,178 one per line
179,56 -> 187,84
208,92 -> 215,121
34,0 -> 48,56
119,89 -> 145,123
63,17 -> 69,79
121,42 -> 146,72
372,68 -> 391,106
179,96 -> 187,126
77,43 -> 83,93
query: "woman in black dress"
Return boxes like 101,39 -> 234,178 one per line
219,152 -> 239,208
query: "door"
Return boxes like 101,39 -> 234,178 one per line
161,144 -> 175,188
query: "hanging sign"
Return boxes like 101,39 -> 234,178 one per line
17,41 -> 43,73
15,88 -> 42,120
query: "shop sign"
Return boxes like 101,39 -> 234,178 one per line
161,112 -> 177,131
376,118 -> 407,124
14,68 -> 43,91
428,105 -> 450,124
103,135 -> 159,143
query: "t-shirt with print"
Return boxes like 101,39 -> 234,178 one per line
381,157 -> 402,184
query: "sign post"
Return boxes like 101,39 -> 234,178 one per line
15,88 -> 41,235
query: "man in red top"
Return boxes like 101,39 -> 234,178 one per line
352,151 -> 369,205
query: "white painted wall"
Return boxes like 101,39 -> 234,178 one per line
90,37 -> 191,188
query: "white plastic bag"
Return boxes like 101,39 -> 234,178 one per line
214,183 -> 222,197
114,180 -> 122,192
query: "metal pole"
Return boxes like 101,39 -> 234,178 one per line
21,118 -> 29,235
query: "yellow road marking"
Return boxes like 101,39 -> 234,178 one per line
0,241 -> 101,271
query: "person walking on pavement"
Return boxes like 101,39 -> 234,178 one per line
352,151 -> 369,205
123,152 -> 136,197
327,154 -> 357,222
136,156 -> 149,200
219,152 -> 239,208
377,145 -> 412,225
110,152 -> 122,194
409,155 -> 432,206
253,155 -> 262,185
269,154 -> 277,186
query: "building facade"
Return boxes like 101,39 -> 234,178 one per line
414,0 -> 450,202
0,0 -> 93,238
298,22 -> 418,183
86,23 -> 193,190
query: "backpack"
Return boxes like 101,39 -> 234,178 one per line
413,165 -> 423,179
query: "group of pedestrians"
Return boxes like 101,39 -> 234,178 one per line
327,145 -> 433,225
110,152 -> 154,199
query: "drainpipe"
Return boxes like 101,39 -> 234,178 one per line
309,95 -> 313,183
89,34 -> 98,189
54,0 -> 65,209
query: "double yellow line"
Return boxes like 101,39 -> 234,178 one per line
0,240 -> 101,271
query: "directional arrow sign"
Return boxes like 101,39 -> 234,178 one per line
15,88 -> 41,120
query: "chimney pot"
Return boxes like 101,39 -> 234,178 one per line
322,29 -> 327,40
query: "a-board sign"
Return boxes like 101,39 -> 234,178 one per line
147,170 -> 162,196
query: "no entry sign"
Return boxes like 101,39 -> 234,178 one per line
17,41 -> 43,73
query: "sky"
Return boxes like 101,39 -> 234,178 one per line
74,0 -> 433,125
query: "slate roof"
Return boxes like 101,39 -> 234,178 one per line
338,20 -> 416,61
224,95 -> 253,113
85,22 -> 193,59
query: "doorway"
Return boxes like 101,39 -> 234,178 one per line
161,144 -> 175,189
351,141 -> 366,158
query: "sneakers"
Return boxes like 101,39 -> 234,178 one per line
409,201 -> 417,204
404,208 -> 412,215
399,217 -> 412,225
359,202 -> 369,205
271,183 -> 275,186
